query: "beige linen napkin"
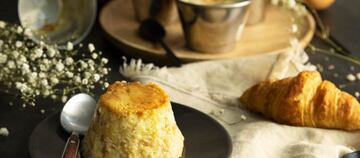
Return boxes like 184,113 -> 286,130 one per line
119,46 -> 360,158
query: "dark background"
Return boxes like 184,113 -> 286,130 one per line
0,0 -> 359,157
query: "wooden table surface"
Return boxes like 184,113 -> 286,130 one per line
0,0 -> 359,158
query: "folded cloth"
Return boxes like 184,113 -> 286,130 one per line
119,46 -> 359,158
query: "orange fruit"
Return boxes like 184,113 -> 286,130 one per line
306,0 -> 336,10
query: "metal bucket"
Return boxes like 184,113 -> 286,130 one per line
176,0 -> 250,53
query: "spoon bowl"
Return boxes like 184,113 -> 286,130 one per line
60,93 -> 96,134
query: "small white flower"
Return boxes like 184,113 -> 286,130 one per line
47,47 -> 56,58
74,76 -> 81,83
12,51 -> 19,58
64,57 -> 74,66
65,72 -> 74,78
17,26 -> 23,34
80,61 -> 88,69
24,28 -> 33,37
346,74 -> 356,82
15,41 -> 22,47
0,54 -> 7,64
91,53 -> 98,59
41,80 -> 49,87
104,82 -> 109,88
34,48 -> 43,58
356,73 -> 360,80
18,55 -> 27,63
7,60 -> 16,69
40,109 -> 45,114
50,77 -> 59,84
82,79 -> 88,85
66,42 -> 73,51
93,74 -> 100,82
355,92 -> 360,98
0,40 -> 3,46
39,64 -> 47,71
88,60 -> 95,66
0,127 -> 9,136
88,43 -> 95,52
61,96 -> 68,103
102,68 -> 108,74
39,72 -> 46,78
101,58 -> 108,64
27,72 -> 38,83
0,21 -> 6,28
84,72 -> 91,79
56,63 -> 65,71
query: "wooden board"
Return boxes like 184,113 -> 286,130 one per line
100,0 -> 315,62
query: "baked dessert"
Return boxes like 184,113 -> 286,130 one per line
82,81 -> 184,158
240,71 -> 360,131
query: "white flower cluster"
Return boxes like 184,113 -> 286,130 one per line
0,21 -> 110,105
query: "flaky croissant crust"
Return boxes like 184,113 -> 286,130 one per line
240,71 -> 360,131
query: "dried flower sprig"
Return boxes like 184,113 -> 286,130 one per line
0,21 -> 110,106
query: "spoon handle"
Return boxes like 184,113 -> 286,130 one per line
160,40 -> 182,67
62,132 -> 80,158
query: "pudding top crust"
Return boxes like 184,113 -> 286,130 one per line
99,81 -> 169,115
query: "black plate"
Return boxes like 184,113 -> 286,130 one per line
28,102 -> 232,158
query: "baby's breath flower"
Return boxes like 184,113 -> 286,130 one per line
104,82 -> 109,88
15,41 -> 22,48
34,48 -> 43,58
24,28 -> 32,37
61,96 -> 68,103
93,74 -> 100,82
50,77 -> 59,84
101,58 -> 108,64
74,76 -> 81,83
56,62 -> 65,71
0,54 -> 7,64
47,47 -> 56,58
91,53 -> 98,59
0,21 -> 6,28
65,72 -> 74,78
64,57 -> 74,66
66,42 -> 73,51
7,60 -> 15,69
82,79 -> 88,85
0,22 -> 109,105
88,43 -> 95,52
16,26 -> 23,34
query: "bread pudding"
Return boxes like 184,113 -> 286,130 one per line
82,81 -> 184,158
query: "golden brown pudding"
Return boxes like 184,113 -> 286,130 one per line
82,81 -> 184,158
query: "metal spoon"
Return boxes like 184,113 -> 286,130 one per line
139,18 -> 182,67
60,93 -> 96,158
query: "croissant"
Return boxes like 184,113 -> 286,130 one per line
240,71 -> 360,131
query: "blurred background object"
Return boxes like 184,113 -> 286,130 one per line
306,0 -> 336,10
247,0 -> 268,25
18,0 -> 97,48
132,0 -> 178,25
